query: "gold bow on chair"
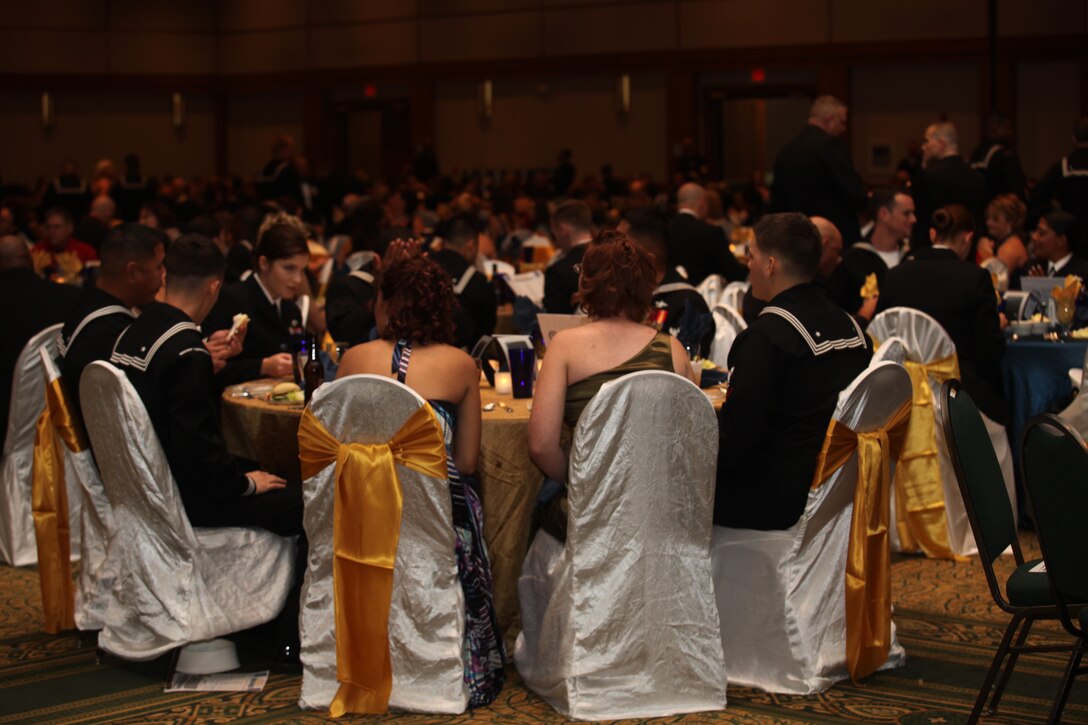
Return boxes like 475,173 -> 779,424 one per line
895,355 -> 962,560
811,399 -> 911,683
32,378 -> 86,634
298,403 -> 447,717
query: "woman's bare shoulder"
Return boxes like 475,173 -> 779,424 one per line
415,343 -> 477,375
337,339 -> 391,376
549,321 -> 599,349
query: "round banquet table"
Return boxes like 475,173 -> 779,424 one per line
1001,337 -> 1088,521
1002,338 -> 1088,452
221,377 -> 727,648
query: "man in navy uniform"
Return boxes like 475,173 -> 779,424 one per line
716,213 -> 871,531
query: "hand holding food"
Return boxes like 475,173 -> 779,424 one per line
227,313 -> 250,341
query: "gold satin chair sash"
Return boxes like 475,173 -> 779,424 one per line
895,355 -> 962,560
32,378 -> 86,634
811,400 -> 911,683
298,403 -> 447,717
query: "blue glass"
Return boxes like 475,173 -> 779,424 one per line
508,347 -> 535,399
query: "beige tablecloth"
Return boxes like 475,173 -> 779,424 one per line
221,377 -> 726,648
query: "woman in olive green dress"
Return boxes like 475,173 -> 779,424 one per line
528,230 -> 695,542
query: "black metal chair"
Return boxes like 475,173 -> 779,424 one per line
940,381 -> 1073,723
1021,413 -> 1088,724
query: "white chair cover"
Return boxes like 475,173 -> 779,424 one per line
981,257 -> 1009,293
869,308 -> 1015,558
516,371 -> 726,720
80,361 -> 296,660
712,361 -> 911,694
870,336 -> 906,367
38,348 -> 114,631
298,375 -> 468,713
0,324 -> 71,566
1060,346 -> 1088,439
708,304 -> 747,369
695,274 -> 726,309
721,281 -> 750,312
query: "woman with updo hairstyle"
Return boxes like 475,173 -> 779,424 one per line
977,193 -> 1029,271
929,204 -> 976,260
202,221 -> 311,385
528,230 -> 695,543
336,253 -> 506,706
877,202 -> 1008,428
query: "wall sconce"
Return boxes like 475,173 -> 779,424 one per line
479,80 -> 493,121
616,74 -> 631,115
171,92 -> 186,130
41,92 -> 54,130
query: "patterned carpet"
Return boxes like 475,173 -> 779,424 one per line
2,534 -> 1085,724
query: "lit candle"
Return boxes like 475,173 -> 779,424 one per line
494,371 -> 512,395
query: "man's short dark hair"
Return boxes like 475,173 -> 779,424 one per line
754,212 -> 821,279
440,215 -> 478,250
624,208 -> 670,264
99,222 -> 166,277
868,186 -> 910,220
165,234 -> 226,293
186,214 -> 221,239
550,199 -> 592,233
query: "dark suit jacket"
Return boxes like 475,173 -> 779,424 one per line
668,212 -> 748,287
325,271 -> 377,347
969,141 -> 1026,202
543,243 -> 588,314
827,244 -> 897,317
0,268 -> 79,447
911,156 -> 987,250
878,247 -> 1007,422
203,275 -> 304,387
1028,147 -> 1088,230
770,124 -> 867,244
1010,254 -> 1088,291
432,248 -> 497,349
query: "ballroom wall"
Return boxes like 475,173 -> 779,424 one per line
2,0 -> 1082,74
435,75 -> 667,181
226,92 -> 305,179
0,0 -> 1084,187
850,65 -> 982,184
0,91 -> 216,184
1017,60 -> 1084,178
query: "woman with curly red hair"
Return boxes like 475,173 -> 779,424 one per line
528,230 -> 695,542
335,253 -> 505,706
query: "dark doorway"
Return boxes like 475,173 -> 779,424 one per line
331,99 -> 412,185
704,86 -> 814,185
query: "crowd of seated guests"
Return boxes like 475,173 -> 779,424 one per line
4,102 -> 1088,712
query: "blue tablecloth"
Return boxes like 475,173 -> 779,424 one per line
1002,338 -> 1086,523
1004,336 -> 1084,505
1002,339 -> 1087,451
